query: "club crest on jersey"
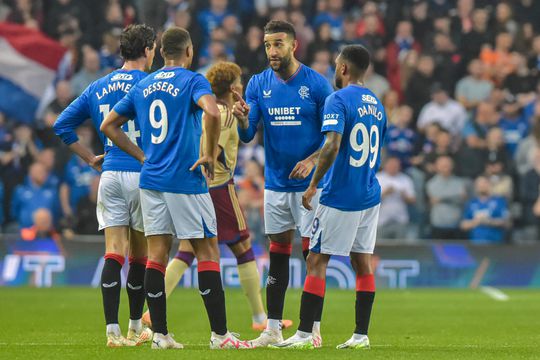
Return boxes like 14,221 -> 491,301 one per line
154,71 -> 175,80
298,86 -> 310,99
263,89 -> 272,98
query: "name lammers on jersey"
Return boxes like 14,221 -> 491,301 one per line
143,81 -> 180,98
95,81 -> 133,100
268,106 -> 301,126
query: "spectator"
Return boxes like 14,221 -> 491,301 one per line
417,83 -> 468,136
484,159 -> 513,201
460,8 -> 491,63
197,0 -> 230,43
40,81 -> 74,148
306,22 -> 334,65
431,32 -> 461,92
499,94 -> 530,156
405,54 -> 435,120
235,25 -> 266,80
461,176 -> 509,244
450,0 -> 474,41
59,127 -> 98,221
494,2 -> 518,36
313,0 -> 344,41
99,28 -> 123,72
6,0 -> 43,29
11,162 -> 60,228
515,114 -> 540,176
423,129 -> 455,176
358,14 -> 384,56
386,20 -> 421,100
383,90 -> 400,125
483,127 -> 513,175
521,149 -> 540,239
410,0 -> 431,47
37,148 -> 61,189
289,11 -> 313,62
377,157 -> 416,239
386,105 -> 416,169
527,35 -> 540,79
73,175 -> 100,235
426,156 -> 467,239
364,64 -> 390,100
480,32 -> 515,85
16,208 -> 63,255
71,47 -> 106,96
455,59 -> 493,112
503,53 -> 537,96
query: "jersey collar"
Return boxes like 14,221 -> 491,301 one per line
274,63 -> 303,84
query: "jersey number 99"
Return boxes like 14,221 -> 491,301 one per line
149,99 -> 168,144
349,122 -> 379,168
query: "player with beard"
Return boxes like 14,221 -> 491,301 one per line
272,45 -> 386,350
233,20 -> 333,348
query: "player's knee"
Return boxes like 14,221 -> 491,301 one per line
306,253 -> 329,277
191,237 -> 220,262
350,254 -> 372,276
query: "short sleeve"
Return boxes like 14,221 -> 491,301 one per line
191,74 -> 213,104
113,84 -> 137,119
321,92 -> 346,135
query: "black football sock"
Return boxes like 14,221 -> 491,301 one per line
298,275 -> 325,333
145,262 -> 167,335
101,253 -> 124,326
266,241 -> 291,321
127,256 -> 147,321
355,274 -> 376,335
198,261 -> 227,335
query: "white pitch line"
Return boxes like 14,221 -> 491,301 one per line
480,286 -> 509,301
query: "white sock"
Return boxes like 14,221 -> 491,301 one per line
353,333 -> 367,340
296,330 -> 311,338
267,319 -> 281,331
252,313 -> 267,324
106,323 -> 121,336
313,321 -> 321,333
129,318 -> 142,332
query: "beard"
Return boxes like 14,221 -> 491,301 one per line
334,73 -> 343,89
269,53 -> 292,73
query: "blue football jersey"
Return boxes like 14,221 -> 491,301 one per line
113,66 -> 213,194
239,64 -> 333,191
320,85 -> 387,211
54,69 -> 147,172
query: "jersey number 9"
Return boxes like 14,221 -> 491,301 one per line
149,99 -> 168,144
349,122 -> 379,168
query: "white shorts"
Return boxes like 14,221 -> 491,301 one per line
310,203 -> 380,256
96,171 -> 144,232
140,189 -> 217,240
264,189 -> 321,237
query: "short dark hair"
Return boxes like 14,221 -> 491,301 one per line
161,27 -> 192,58
120,24 -> 156,61
264,20 -> 296,39
340,45 -> 371,75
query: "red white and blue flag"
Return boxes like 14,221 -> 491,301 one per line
0,23 -> 65,123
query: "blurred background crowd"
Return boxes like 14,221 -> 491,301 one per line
1,0 -> 540,247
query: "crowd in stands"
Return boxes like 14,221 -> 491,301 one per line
1,0 -> 540,245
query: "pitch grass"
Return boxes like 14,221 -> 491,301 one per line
1,288 -> 539,359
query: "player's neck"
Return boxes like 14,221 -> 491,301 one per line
346,77 -> 365,87
163,59 -> 187,68
218,93 -> 235,108
122,58 -> 147,72
276,58 -> 300,80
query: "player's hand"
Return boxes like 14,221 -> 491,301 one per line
89,154 -> 105,172
289,158 -> 315,180
232,90 -> 250,124
190,155 -> 215,180
302,185 -> 318,211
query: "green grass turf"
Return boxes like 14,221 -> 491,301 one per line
1,288 -> 539,359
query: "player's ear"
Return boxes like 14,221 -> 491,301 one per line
186,45 -> 193,59
160,46 -> 165,59
292,39 -> 298,52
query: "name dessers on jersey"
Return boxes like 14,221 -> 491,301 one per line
320,85 -> 387,211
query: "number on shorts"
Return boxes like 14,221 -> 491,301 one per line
349,123 -> 379,168
149,99 -> 168,144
